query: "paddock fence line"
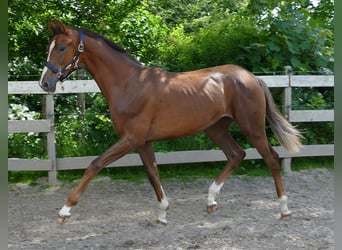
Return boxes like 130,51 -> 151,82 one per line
8,72 -> 334,184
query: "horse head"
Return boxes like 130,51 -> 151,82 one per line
39,19 -> 84,92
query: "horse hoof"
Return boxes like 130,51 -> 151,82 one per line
207,204 -> 217,214
156,218 -> 167,225
56,215 -> 70,224
280,213 -> 291,221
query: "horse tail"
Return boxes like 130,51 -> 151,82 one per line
257,78 -> 302,153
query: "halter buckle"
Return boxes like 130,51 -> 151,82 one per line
78,42 -> 84,52
56,71 -> 63,79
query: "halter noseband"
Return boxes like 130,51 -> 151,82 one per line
45,29 -> 84,82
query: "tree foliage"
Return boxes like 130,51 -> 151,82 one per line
8,0 -> 334,77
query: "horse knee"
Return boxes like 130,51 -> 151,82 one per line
85,158 -> 103,176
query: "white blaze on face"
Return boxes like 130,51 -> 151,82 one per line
39,39 -> 56,86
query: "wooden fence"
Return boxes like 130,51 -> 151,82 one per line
8,73 -> 334,184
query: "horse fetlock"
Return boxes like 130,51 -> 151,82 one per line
57,205 -> 72,224
207,181 -> 223,210
56,205 -> 72,224
279,195 -> 291,220
157,197 -> 169,224
279,195 -> 291,215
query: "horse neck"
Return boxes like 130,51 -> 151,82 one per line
81,36 -> 142,99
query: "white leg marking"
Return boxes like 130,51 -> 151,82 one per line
39,40 -> 55,86
279,195 -> 291,216
157,186 -> 169,224
59,205 -> 72,217
207,181 -> 224,206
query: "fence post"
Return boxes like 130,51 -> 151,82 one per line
45,94 -> 58,184
282,66 -> 293,175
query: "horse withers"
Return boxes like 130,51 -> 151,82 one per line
39,19 -> 302,224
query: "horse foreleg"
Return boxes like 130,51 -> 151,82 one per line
56,138 -> 133,224
138,142 -> 169,224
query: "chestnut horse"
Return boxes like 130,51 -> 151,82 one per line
39,19 -> 301,224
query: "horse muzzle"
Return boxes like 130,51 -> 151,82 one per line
39,74 -> 58,93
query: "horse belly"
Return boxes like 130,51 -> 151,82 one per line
147,99 -> 226,141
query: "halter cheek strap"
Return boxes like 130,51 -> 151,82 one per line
45,29 -> 84,82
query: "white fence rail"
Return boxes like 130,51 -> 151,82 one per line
8,74 -> 334,184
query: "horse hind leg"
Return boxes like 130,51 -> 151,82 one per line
204,118 -> 246,214
244,130 -> 291,219
138,142 -> 169,224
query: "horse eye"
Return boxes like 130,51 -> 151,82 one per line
58,46 -> 66,52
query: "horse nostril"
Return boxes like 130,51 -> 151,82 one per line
43,81 -> 49,88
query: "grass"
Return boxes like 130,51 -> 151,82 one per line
8,156 -> 333,185
8,171 -> 47,186
291,156 -> 334,171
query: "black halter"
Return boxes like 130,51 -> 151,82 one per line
45,29 -> 84,82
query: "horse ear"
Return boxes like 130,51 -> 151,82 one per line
54,18 -> 71,35
47,19 -> 71,35
47,20 -> 57,34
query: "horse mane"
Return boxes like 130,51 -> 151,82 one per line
81,28 -> 141,64
81,29 -> 125,53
